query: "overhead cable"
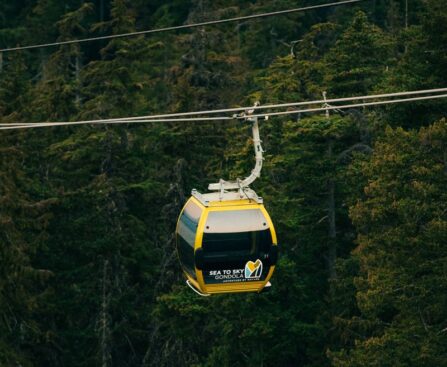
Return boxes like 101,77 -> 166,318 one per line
0,116 -> 233,130
39,86 -> 447,123
1,86 -> 446,128
246,93 -> 447,119
0,0 -> 364,53
2,92 -> 447,131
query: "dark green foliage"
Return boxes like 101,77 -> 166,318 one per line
330,120 -> 447,367
0,1 -> 446,366
323,11 -> 393,97
0,136 -> 53,366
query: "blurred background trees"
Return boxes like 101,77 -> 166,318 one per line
0,0 -> 446,366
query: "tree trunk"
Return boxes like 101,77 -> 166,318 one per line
405,0 -> 408,29
327,139 -> 337,280
99,258 -> 111,367
99,0 -> 105,22
75,55 -> 81,107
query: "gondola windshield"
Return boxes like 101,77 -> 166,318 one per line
200,209 -> 271,274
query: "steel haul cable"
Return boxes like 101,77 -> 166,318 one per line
1,87 -> 446,128
1,90 -> 447,130
0,0 -> 364,53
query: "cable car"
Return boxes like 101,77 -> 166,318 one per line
176,190 -> 278,295
175,105 -> 278,295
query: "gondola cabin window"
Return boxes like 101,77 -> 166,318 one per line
176,200 -> 202,278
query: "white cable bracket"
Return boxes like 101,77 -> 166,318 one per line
219,179 -> 225,200
323,91 -> 330,119
237,178 -> 244,198
245,101 -> 260,121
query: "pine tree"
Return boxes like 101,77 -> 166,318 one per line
30,1 -> 169,365
378,0 -> 447,128
0,132 -> 54,366
330,120 -> 447,366
323,11 -> 392,97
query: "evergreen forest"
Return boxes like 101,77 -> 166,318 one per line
1,0 -> 447,366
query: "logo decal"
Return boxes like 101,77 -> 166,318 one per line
244,259 -> 263,279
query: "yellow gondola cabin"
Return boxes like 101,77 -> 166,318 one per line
176,190 -> 278,295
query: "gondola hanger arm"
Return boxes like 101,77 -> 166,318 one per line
208,102 -> 265,193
